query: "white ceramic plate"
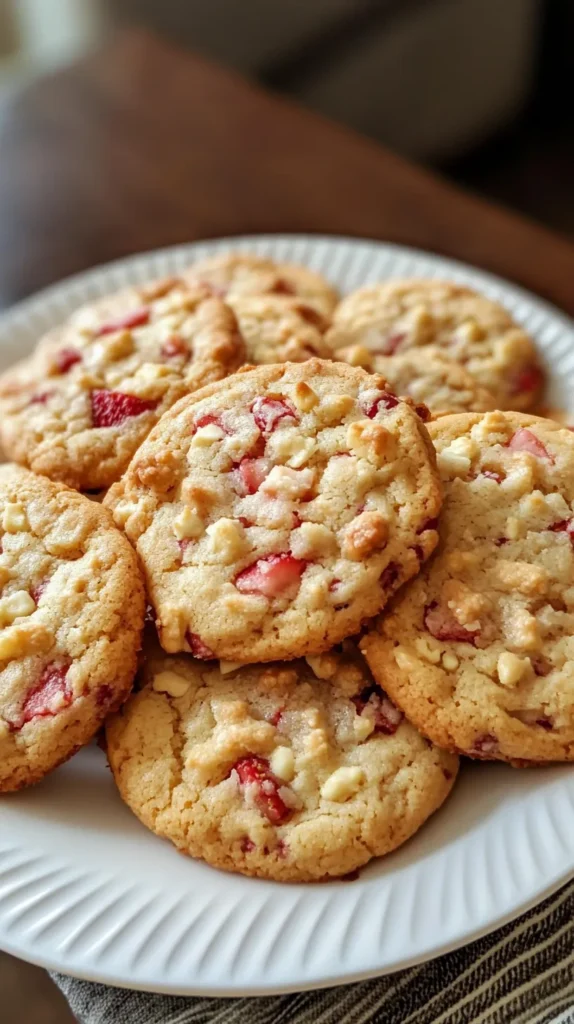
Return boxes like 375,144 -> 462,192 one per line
0,235 -> 573,997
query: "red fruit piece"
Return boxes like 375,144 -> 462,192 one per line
380,562 -> 400,590
481,470 -> 504,483
251,396 -> 297,435
240,837 -> 256,853
96,307 -> 150,336
30,579 -> 48,604
271,278 -> 296,297
54,348 -> 82,373
193,412 -> 228,434
507,428 -> 553,462
414,403 -> 431,423
510,364 -> 544,396
96,684 -> 114,707
352,685 -> 403,734
161,335 -> 189,359
360,391 -> 399,418
551,519 -> 574,545
91,389 -> 158,428
185,631 -> 216,659
30,390 -> 53,405
235,456 -> 270,495
233,755 -> 291,824
21,664 -> 72,726
235,553 -> 306,598
469,734 -> 499,758
267,706 -> 284,727
424,602 -> 479,644
295,305 -> 327,330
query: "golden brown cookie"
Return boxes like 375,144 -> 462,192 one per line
0,278 -> 245,490
228,295 -> 331,364
105,360 -> 442,662
337,347 -> 496,417
326,280 -> 544,411
0,465 -> 144,791
362,411 -> 574,764
185,252 -> 338,317
106,645 -> 458,881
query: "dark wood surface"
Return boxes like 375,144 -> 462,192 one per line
1,27 -> 574,316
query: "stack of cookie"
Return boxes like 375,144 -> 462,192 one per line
0,251 -> 571,885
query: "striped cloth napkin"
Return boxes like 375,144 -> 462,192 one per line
52,878 -> 574,1024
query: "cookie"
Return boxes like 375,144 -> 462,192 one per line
106,645 -> 458,881
361,411 -> 574,764
326,280 -> 544,411
105,360 -> 442,663
228,295 -> 332,364
186,252 -> 338,317
0,278 -> 245,490
337,347 -> 496,417
0,465 -> 144,791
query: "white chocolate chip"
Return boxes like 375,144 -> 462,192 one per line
218,660 -> 244,676
437,447 -> 471,478
2,502 -> 28,533
270,746 -> 295,782
442,652 -> 459,671
305,653 -> 339,679
261,465 -> 315,499
415,636 -> 442,664
173,506 -> 204,540
191,423 -> 226,446
317,394 -> 355,424
291,522 -> 337,559
354,714 -> 375,741
271,433 -> 316,469
0,591 -> 36,625
337,344 -> 372,368
449,436 -> 479,460
321,766 -> 365,802
152,670 -> 191,697
206,518 -> 247,561
497,652 -> 530,687
292,381 -> 319,412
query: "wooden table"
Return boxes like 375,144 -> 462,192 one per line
1,26 -> 574,315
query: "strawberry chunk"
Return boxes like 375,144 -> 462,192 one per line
481,470 -> 504,483
53,348 -> 82,373
234,456 -> 270,495
185,631 -> 216,659
30,390 -> 53,405
360,391 -> 399,418
234,553 -> 306,598
424,602 -> 479,644
21,664 -> 72,725
233,755 -> 291,824
251,396 -> 297,434
507,428 -> 553,462
380,562 -> 400,590
91,389 -> 158,427
161,335 -> 189,359
378,331 -> 406,356
30,579 -> 48,604
510,364 -> 544,396
551,519 -> 574,545
353,685 -> 403,734
469,734 -> 499,758
96,307 -> 150,336
192,412 -> 228,434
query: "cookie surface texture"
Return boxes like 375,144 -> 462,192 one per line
0,278 -> 245,490
106,646 -> 458,881
105,360 -> 442,662
362,412 -> 574,764
0,465 -> 145,791
326,280 -> 543,411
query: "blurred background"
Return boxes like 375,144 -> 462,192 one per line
1,1 -> 574,1022
0,0 -> 572,234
